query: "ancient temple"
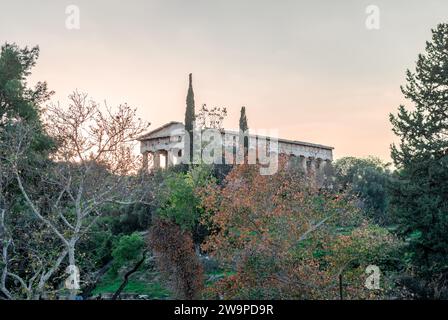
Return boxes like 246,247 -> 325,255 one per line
138,121 -> 186,170
138,122 -> 333,173
137,75 -> 333,173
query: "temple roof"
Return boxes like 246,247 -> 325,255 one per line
137,121 -> 183,141
138,122 -> 333,151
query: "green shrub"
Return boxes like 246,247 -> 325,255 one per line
111,232 -> 145,273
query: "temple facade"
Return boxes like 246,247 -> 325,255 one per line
138,122 -> 334,174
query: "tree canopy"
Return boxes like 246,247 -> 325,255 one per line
389,23 -> 448,286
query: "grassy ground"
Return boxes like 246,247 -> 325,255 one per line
91,265 -> 230,299
92,271 -> 171,299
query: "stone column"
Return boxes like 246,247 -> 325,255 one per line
309,157 -> 317,177
287,154 -> 296,169
166,150 -> 174,167
160,150 -> 168,169
224,135 -> 235,165
142,151 -> 149,173
316,158 -> 324,187
299,155 -> 307,173
317,158 -> 324,173
153,151 -> 161,169
326,159 -> 332,182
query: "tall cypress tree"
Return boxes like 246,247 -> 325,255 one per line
239,106 -> 248,133
239,106 -> 249,158
184,73 -> 195,163
389,24 -> 448,285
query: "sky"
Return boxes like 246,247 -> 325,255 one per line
1,0 -> 448,161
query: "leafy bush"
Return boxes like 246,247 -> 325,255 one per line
111,232 -> 145,273
156,172 -> 199,231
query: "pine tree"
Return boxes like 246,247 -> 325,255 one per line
184,73 -> 195,163
0,43 -> 54,154
389,24 -> 448,282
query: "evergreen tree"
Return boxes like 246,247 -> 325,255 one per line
389,24 -> 448,282
0,43 -> 54,201
184,73 -> 195,163
239,106 -> 249,157
0,43 -> 54,154
239,106 -> 248,133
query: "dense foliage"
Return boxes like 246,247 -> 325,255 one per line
333,157 -> 392,224
199,158 -> 401,299
389,23 -> 448,298
0,43 -> 54,154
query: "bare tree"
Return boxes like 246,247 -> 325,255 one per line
3,92 -> 150,299
1,148 -> 15,299
1,122 -> 68,299
196,104 -> 227,130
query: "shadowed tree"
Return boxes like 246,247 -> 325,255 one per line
389,23 -> 448,297
333,156 -> 392,224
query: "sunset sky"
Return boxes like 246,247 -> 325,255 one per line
2,0 -> 448,161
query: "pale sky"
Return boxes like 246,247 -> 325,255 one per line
1,0 -> 448,161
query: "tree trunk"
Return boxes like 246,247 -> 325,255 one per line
81,261 -> 113,299
112,252 -> 146,300
339,273 -> 344,300
67,241 -> 78,300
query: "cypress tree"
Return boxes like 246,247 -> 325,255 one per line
239,106 -> 249,157
389,24 -> 448,285
184,73 -> 195,163
239,106 -> 248,133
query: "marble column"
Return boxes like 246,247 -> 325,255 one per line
153,151 -> 161,169
287,154 -> 296,169
316,158 -> 324,187
161,150 -> 168,169
299,155 -> 307,173
309,157 -> 317,176
166,150 -> 175,167
142,151 -> 149,173
317,158 -> 324,173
